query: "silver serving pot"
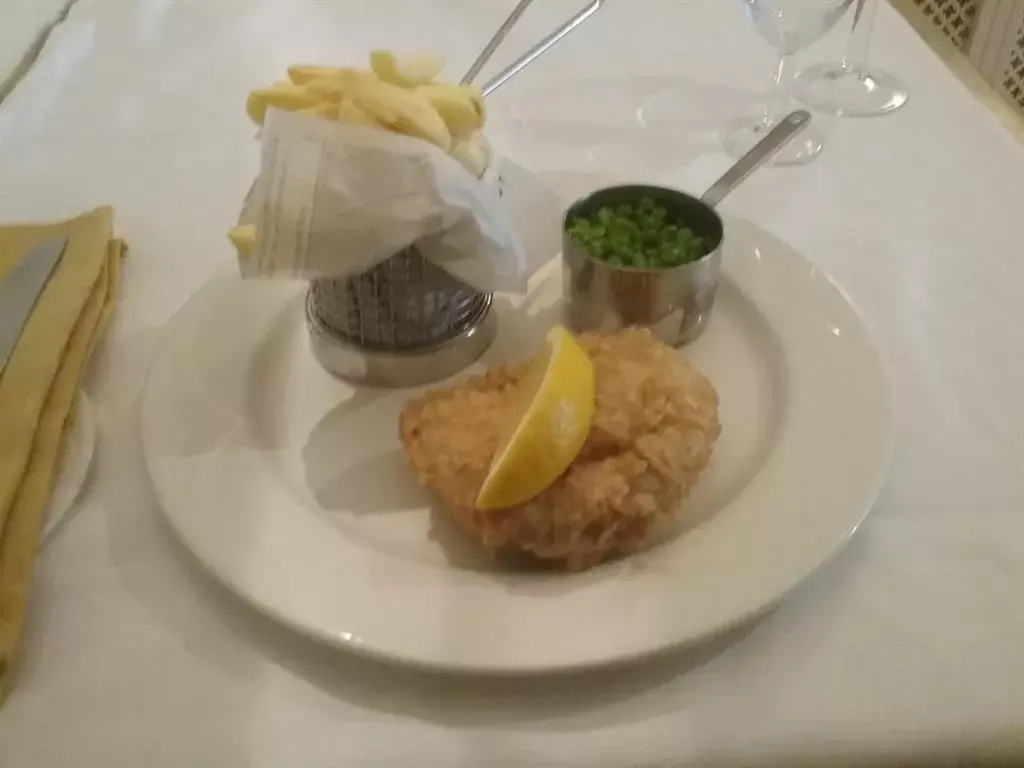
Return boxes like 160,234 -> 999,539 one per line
563,111 -> 811,346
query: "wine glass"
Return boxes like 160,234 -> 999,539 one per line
792,0 -> 909,117
722,0 -> 855,165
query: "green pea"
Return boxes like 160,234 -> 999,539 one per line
570,198 -> 705,267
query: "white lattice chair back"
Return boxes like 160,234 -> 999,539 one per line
968,0 -> 1024,115
912,0 -> 983,48
911,0 -> 1024,117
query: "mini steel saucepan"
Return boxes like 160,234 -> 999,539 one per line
562,110 -> 811,346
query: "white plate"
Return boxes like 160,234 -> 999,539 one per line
44,390 -> 96,542
141,218 -> 892,674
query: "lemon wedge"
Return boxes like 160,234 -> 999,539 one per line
475,326 -> 595,511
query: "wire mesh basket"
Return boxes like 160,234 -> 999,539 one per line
307,245 -> 492,351
303,129 -> 507,387
305,163 -> 503,387
301,0 -> 606,387
305,245 -> 496,387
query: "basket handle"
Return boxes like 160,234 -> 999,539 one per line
460,0 -> 607,97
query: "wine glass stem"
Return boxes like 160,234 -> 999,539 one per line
765,51 -> 791,123
843,0 -> 878,73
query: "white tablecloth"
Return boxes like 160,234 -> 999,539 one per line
0,1 -> 1022,765
0,0 -> 68,92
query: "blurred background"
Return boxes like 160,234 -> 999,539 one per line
2,0 -> 1021,136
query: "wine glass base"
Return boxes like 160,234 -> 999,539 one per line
793,64 -> 909,117
720,115 -> 823,166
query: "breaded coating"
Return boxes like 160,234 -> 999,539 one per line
400,328 -> 720,570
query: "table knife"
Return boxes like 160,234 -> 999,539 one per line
0,235 -> 69,375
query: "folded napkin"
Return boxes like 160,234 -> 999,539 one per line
0,207 -> 124,702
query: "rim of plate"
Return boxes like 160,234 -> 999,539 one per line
44,390 -> 97,543
141,216 -> 893,674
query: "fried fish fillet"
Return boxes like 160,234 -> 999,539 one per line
399,328 -> 720,570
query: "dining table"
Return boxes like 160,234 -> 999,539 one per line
0,0 -> 1022,765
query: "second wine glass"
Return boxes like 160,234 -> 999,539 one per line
722,0 -> 855,165
792,0 -> 909,117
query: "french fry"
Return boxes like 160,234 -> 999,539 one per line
246,82 -> 320,125
369,50 -> 446,88
297,102 -> 339,120
349,80 -> 452,150
416,84 -> 485,135
233,54 -> 497,258
228,224 -> 256,257
287,64 -> 344,85
304,70 -> 377,101
334,100 -> 381,128
450,136 -> 488,178
466,89 -> 486,126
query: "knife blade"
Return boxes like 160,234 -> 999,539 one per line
0,235 -> 69,375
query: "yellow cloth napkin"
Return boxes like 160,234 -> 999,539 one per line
0,207 -> 124,702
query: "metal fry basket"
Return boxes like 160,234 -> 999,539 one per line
306,0 -> 606,387
305,245 -> 497,387
309,246 -> 492,350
